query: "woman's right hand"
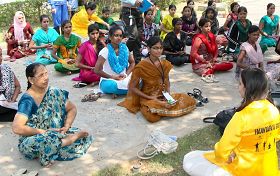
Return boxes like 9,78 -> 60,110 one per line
111,74 -> 126,80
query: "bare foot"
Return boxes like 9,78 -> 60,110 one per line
66,71 -> 72,75
45,161 -> 55,168
61,131 -> 89,147
112,94 -> 118,99
88,81 -> 99,87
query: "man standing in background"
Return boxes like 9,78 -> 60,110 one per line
48,0 -> 69,34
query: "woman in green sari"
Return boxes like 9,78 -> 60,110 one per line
52,20 -> 81,75
259,3 -> 279,53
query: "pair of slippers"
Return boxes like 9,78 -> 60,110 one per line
201,74 -> 219,83
81,92 -> 102,102
12,169 -> 38,176
188,88 -> 209,107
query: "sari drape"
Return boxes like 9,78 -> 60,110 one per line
53,34 -> 81,72
72,40 -> 100,83
17,87 -> 93,166
119,59 -> 196,122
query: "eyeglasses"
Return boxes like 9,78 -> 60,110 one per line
34,72 -> 48,79
151,46 -> 163,50
113,34 -> 123,38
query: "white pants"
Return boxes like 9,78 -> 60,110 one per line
183,150 -> 231,176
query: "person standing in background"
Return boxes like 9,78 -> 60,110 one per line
48,0 -> 69,34
68,0 -> 78,19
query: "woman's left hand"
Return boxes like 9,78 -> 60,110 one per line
59,126 -> 70,134
65,58 -> 75,64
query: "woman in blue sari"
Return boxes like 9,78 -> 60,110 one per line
29,15 -> 59,65
94,25 -> 135,98
259,3 -> 279,53
12,63 -> 92,166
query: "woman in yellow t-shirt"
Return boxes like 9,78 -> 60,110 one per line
71,2 -> 109,40
160,4 -> 178,40
183,68 -> 280,176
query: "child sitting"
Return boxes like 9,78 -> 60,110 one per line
98,7 -> 114,30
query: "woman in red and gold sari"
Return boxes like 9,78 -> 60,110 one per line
119,36 -> 196,123
190,18 -> 233,83
5,11 -> 34,62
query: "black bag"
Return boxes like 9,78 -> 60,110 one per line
203,107 -> 236,135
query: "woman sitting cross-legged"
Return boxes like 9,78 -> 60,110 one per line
119,36 -> 196,123
5,11 -> 35,62
12,63 -> 93,166
0,48 -> 21,122
183,68 -> 280,176
73,24 -> 105,85
190,18 -> 233,83
94,25 -> 135,98
51,20 -> 81,75
29,14 -> 59,65
163,18 -> 190,66
235,25 -> 264,80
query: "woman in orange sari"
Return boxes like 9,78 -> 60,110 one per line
119,36 -> 196,123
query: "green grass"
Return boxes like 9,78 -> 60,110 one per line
93,125 -> 221,176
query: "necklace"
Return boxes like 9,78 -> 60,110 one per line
149,57 -> 165,90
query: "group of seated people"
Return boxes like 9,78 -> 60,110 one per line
1,0 -> 280,171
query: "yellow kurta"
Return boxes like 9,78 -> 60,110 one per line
204,100 -> 280,176
160,14 -> 178,40
71,8 -> 105,38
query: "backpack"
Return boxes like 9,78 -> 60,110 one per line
203,107 -> 236,135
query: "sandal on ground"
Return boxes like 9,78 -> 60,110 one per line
201,74 -> 219,83
12,168 -> 27,176
201,74 -> 214,83
81,93 -> 100,102
193,88 -> 209,103
73,82 -> 87,88
25,171 -> 39,176
187,92 -> 204,107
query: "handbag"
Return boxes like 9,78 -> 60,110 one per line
137,130 -> 178,159
203,107 -> 236,135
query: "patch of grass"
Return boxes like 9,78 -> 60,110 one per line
93,125 -> 221,176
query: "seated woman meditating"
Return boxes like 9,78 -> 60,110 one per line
227,6 -> 252,58
235,25 -> 264,79
71,2 -> 109,41
5,11 -> 34,62
94,25 -> 135,98
73,24 -> 105,85
181,6 -> 198,45
119,36 -> 196,123
52,20 -> 81,75
259,3 -> 279,53
12,63 -> 92,166
190,18 -> 233,83
183,68 -> 280,176
29,15 -> 59,65
163,18 -> 190,66
0,48 -> 21,122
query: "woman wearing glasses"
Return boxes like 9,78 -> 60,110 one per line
94,25 -> 135,98
119,36 -> 196,122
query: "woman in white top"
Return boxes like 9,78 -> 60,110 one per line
95,25 -> 135,98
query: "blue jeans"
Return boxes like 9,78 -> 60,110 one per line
100,79 -> 128,95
